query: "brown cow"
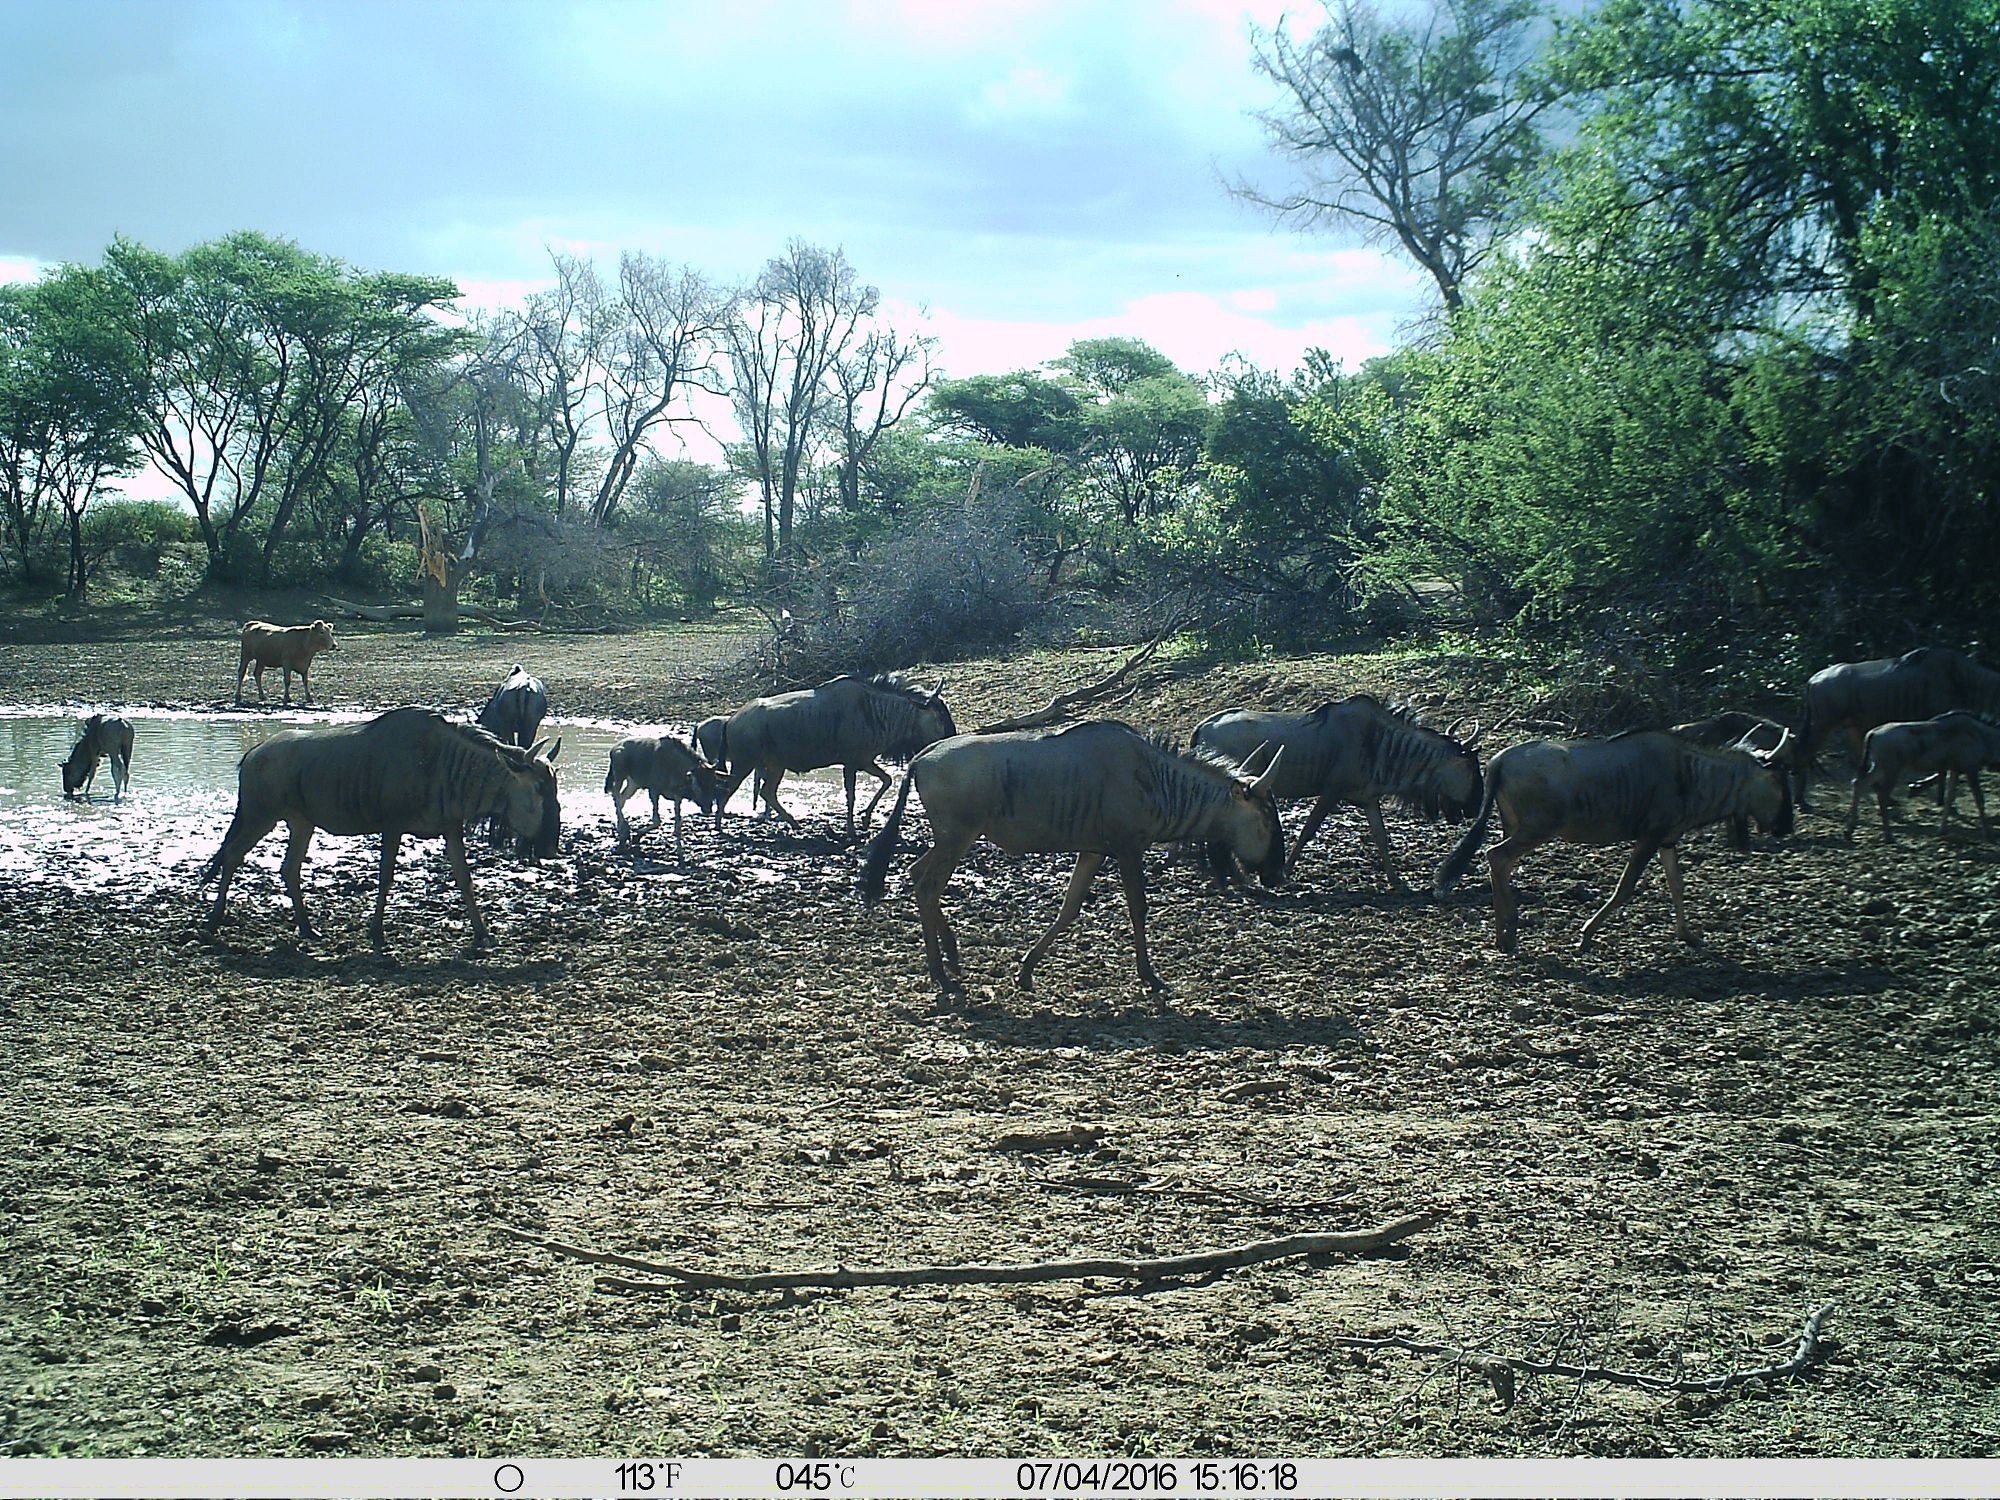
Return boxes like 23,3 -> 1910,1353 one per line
235,620 -> 338,705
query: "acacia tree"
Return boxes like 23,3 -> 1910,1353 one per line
1244,0 -> 1555,312
726,242 -> 878,560
829,324 -> 936,522
0,267 -> 143,592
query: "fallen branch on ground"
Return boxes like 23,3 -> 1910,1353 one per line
974,614 -> 1189,734
1336,1302 -> 1836,1411
322,595 -> 541,631
501,1211 -> 1439,1294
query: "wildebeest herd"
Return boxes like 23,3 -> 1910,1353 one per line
51,629 -> 2000,988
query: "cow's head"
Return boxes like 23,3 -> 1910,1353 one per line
310,620 -> 338,653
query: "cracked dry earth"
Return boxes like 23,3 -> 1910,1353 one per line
1,622 -> 1997,1459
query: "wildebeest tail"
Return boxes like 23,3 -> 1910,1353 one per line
859,770 -> 918,907
1434,766 -> 1500,897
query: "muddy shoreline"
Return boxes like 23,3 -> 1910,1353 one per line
3,619 -> 1996,1459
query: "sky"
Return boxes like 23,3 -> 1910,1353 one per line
0,0 -> 1431,468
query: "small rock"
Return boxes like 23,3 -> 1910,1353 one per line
302,1431 -> 350,1451
409,1364 -> 443,1384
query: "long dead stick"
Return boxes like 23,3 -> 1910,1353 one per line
973,616 -> 1188,735
502,1211 -> 1439,1294
1335,1302 -> 1836,1407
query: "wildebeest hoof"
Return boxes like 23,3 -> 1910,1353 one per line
1015,970 -> 1037,992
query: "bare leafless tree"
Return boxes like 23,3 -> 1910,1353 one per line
1242,0 -> 1554,313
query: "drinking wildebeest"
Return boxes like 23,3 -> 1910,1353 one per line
1846,712 -> 2000,841
1799,647 -> 2000,807
478,665 -> 548,748
60,713 -> 135,802
235,619 -> 338,705
200,707 -> 561,952
1435,730 -> 1793,953
860,720 -> 1287,994
606,735 -> 722,864
1191,696 -> 1480,889
693,713 -> 762,811
714,674 -> 957,841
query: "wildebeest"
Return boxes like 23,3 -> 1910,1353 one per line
478,665 -> 548,748
1191,695 -> 1481,889
1800,648 -> 2000,806
860,720 -> 1287,994
235,619 -> 338,705
1846,712 -> 2000,841
1435,730 -> 1792,953
714,675 -> 957,841
60,713 -> 135,802
693,713 -> 762,810
200,707 -> 561,951
606,735 -> 722,864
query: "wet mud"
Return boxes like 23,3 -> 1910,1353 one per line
1,624 -> 1996,1458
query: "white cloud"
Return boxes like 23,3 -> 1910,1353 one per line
0,255 -> 49,285
967,66 -> 1078,126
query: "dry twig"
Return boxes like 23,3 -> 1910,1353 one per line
502,1211 -> 1439,1294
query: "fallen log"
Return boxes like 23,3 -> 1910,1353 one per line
502,1210 -> 1440,1294
323,595 -> 540,631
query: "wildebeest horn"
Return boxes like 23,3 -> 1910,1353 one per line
930,679 -> 947,701
1248,745 -> 1286,796
1459,719 -> 1483,748
529,735 -> 562,764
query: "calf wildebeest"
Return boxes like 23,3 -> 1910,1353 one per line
200,707 -> 561,952
1799,647 -> 2000,807
235,619 -> 338,705
860,720 -> 1287,994
478,665 -> 548,748
1435,730 -> 1792,953
1846,712 -> 2000,841
60,713 -> 135,802
715,674 -> 957,841
606,735 -> 722,864
1191,695 -> 1481,889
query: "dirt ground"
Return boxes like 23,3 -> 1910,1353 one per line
2,615 -> 1997,1459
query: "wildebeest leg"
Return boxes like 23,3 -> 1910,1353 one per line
204,813 -> 280,933
1845,774 -> 1868,842
281,821 -> 316,938
672,798 -> 686,866
234,650 -> 251,703
1115,851 -> 1166,993
1876,778 -> 1896,841
1578,838 -> 1661,951
649,790 -> 663,828
910,830 -> 978,990
369,832 -> 401,950
610,783 -> 634,847
1289,795 -> 1336,873
1018,852 -> 1106,991
843,767 -> 860,843
856,762 -> 894,830
1657,844 -> 1695,944
1969,770 -> 1989,838
1941,770 -> 1958,836
110,750 -> 128,802
1362,799 -> 1409,893
1485,834 -> 1532,953
759,767 -> 801,826
443,828 -> 488,951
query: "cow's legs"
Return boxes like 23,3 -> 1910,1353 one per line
1579,838 -> 1662,950
298,665 -> 310,705
1018,852 -> 1106,991
280,666 -> 295,706
443,828 -> 489,951
203,812 -> 279,933
1289,795 -> 1335,874
910,830 -> 977,989
369,832 -> 401,950
280,820 -> 317,938
1116,851 -> 1165,992
1362,799 -> 1409,893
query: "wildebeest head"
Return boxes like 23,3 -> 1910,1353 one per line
879,678 -> 957,759
59,740 -> 92,799
1215,748 -> 1289,888
1434,720 -> 1484,821
1727,740 -> 1795,848
685,754 -> 723,816
499,736 -> 563,859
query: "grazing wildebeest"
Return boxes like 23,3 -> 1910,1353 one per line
1191,695 -> 1481,889
606,735 -> 722,864
1799,648 -> 2000,807
200,707 -> 561,952
715,675 -> 957,841
1670,711 -> 1803,805
860,720 -> 1287,994
1846,712 -> 2000,841
693,713 -> 762,810
60,713 -> 135,802
1435,730 -> 1793,953
235,619 -> 338,705
478,665 -> 548,748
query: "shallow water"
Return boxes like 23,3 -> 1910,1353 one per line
0,707 -> 853,892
